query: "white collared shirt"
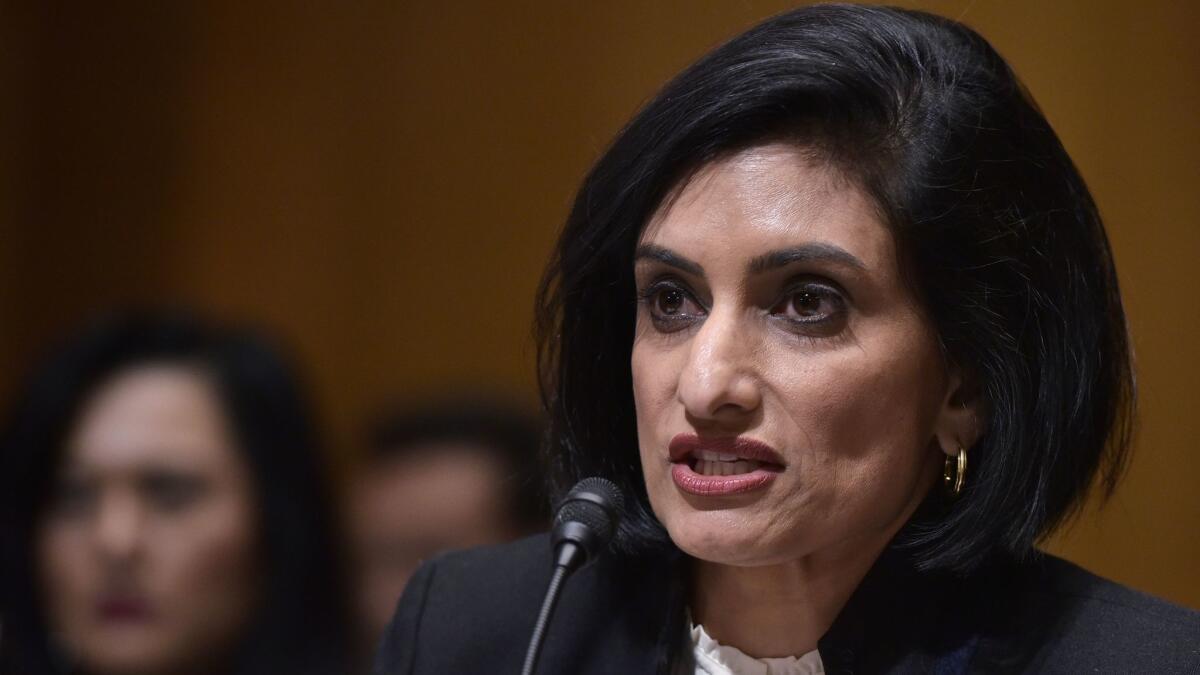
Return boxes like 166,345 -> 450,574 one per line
691,622 -> 824,675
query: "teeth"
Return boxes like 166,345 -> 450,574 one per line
694,459 -> 760,476
694,449 -> 742,462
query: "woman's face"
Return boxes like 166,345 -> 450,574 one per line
37,364 -> 261,675
632,143 -> 969,568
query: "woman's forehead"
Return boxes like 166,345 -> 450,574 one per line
64,365 -> 237,472
638,144 -> 894,272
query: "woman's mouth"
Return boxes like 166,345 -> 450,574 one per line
96,594 -> 154,624
668,434 -> 784,496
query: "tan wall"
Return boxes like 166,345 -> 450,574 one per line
3,1 -> 1197,608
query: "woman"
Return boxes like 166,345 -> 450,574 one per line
376,5 -> 1199,674
0,312 -> 355,675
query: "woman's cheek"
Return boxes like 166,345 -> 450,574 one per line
152,494 -> 260,655
36,524 -> 95,640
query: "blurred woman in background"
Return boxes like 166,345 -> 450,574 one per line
0,311 -> 355,675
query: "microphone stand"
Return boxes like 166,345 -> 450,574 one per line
520,563 -> 570,675
521,477 -> 622,675
520,539 -> 586,675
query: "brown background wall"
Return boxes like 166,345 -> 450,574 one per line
2,1 -> 1197,608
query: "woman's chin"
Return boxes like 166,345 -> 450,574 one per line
664,512 -> 798,567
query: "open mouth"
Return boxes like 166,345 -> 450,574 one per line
668,434 -> 784,496
689,449 -> 774,476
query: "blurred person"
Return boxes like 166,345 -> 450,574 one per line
0,311 -> 355,675
350,397 -> 547,653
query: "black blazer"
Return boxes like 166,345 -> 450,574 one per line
374,534 -> 1199,674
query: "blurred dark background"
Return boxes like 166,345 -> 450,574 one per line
1,0 -> 1197,610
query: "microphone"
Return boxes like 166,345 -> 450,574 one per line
520,477 -> 624,675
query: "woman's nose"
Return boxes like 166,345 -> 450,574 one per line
676,309 -> 762,422
94,490 -> 144,560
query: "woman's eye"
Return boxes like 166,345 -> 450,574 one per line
771,284 -> 845,326
788,291 -> 824,317
656,288 -> 686,315
142,473 -> 207,513
640,282 -> 705,329
49,478 -> 98,519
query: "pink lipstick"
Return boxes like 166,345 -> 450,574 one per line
96,595 -> 153,623
668,433 -> 784,496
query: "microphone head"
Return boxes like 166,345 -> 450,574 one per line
551,477 -> 624,567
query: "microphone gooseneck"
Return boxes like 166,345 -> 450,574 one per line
520,477 -> 624,675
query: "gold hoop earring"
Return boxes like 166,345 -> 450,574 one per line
943,446 -> 967,497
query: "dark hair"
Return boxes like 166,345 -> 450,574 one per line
366,395 -> 549,532
0,311 -> 355,674
535,4 -> 1134,572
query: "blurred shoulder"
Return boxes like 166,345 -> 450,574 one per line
373,534 -> 682,675
977,553 -> 1200,672
423,532 -> 556,587
373,534 -> 555,674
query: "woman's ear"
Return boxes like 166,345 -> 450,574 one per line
934,362 -> 985,456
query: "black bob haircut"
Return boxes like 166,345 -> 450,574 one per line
535,4 -> 1134,572
0,311 -> 354,674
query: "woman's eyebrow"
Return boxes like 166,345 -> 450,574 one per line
747,243 -> 866,274
633,244 -> 704,276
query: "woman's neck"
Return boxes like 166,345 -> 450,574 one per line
687,536 -> 888,659
81,652 -> 235,675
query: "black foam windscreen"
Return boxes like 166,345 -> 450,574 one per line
553,477 -> 624,555
571,476 -> 625,513
556,495 -> 613,538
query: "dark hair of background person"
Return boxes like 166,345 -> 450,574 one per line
0,310 -> 356,675
535,3 -> 1134,573
365,396 -> 549,533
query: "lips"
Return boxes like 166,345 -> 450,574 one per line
668,433 -> 784,496
96,595 -> 153,623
